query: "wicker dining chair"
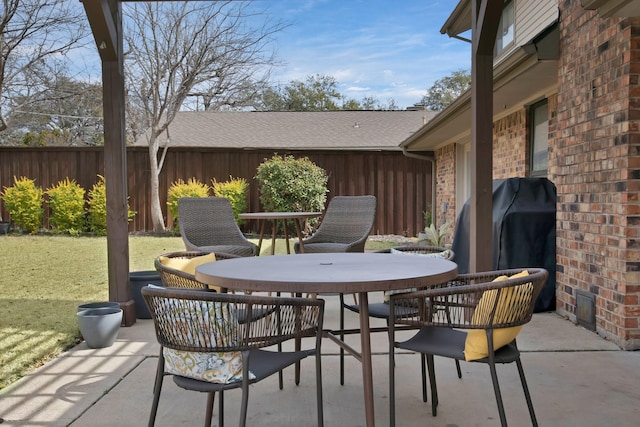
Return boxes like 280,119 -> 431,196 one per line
154,250 -> 239,290
388,267 -> 548,427
293,195 -> 376,254
339,245 -> 459,396
178,197 -> 259,257
142,286 -> 325,427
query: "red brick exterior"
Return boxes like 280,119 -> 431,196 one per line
435,144 -> 457,231
433,2 -> 640,349
553,3 -> 640,349
493,111 -> 528,178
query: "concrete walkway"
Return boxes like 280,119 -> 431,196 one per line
1,294 -> 638,427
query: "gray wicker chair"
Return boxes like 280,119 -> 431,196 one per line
178,197 -> 259,257
142,287 -> 325,427
388,268 -> 548,427
340,245 -> 459,394
293,195 -> 376,254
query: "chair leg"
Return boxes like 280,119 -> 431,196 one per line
487,359 -> 508,427
148,356 -> 165,427
421,354 -> 428,402
219,391 -> 224,427
339,293 -> 345,386
426,354 -> 438,417
204,392 -> 215,427
516,358 -> 538,427
240,352 -> 251,427
455,359 -> 462,378
316,348 -> 324,426
389,341 -> 396,427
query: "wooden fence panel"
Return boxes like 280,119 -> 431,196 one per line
0,147 -> 432,237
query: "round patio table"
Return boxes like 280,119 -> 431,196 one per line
238,211 -> 321,255
196,252 -> 458,427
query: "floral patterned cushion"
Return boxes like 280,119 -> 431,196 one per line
161,298 -> 254,384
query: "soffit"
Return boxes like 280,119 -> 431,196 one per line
402,23 -> 559,151
441,0 -> 472,37
581,0 -> 640,17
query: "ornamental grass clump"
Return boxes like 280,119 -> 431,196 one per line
0,176 -> 44,234
212,176 -> 248,224
46,178 -> 86,235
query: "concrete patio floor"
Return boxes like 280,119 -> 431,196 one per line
1,294 -> 638,427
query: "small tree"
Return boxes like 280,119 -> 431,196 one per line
255,155 -> 328,232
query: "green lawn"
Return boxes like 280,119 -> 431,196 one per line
0,234 -> 403,390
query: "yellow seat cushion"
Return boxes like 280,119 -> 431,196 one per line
159,252 -> 219,291
464,270 -> 531,361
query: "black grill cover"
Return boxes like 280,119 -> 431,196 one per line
451,178 -> 556,312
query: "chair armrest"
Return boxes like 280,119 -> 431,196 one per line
389,268 -> 548,330
143,287 -> 325,352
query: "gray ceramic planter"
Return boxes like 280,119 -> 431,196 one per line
77,307 -> 123,349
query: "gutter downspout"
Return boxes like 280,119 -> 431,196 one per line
401,147 -> 436,230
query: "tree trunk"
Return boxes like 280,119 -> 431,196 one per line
149,140 -> 166,232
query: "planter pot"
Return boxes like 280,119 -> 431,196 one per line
77,301 -> 120,313
77,307 -> 123,349
417,232 -> 428,243
129,271 -> 163,319
0,221 -> 9,235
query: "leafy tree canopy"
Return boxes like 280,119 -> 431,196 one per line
257,74 -> 399,111
421,69 -> 471,111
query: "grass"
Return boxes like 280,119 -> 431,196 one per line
0,234 -> 402,390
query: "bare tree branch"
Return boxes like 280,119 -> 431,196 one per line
0,0 -> 89,133
124,1 -> 284,232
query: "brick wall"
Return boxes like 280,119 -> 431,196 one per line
493,111 -> 528,178
554,2 -> 640,349
435,144 -> 457,231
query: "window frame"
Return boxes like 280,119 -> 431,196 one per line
529,99 -> 549,177
494,0 -> 515,58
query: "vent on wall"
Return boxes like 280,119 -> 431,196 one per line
575,290 -> 596,331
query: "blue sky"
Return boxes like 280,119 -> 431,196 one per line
261,0 -> 471,109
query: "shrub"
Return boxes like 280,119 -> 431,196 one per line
87,175 -> 136,235
167,178 -> 210,230
212,176 -> 248,224
255,154 -> 328,231
0,176 -> 44,234
46,178 -> 86,234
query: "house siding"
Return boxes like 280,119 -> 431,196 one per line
496,0 -> 559,62
516,0 -> 559,46
554,1 -> 640,348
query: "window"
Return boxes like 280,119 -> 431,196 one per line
530,100 -> 549,176
494,0 -> 515,57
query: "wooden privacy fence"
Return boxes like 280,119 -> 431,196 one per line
0,147 -> 433,237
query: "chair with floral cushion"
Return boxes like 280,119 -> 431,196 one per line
142,286 -> 325,427
387,268 -> 548,427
